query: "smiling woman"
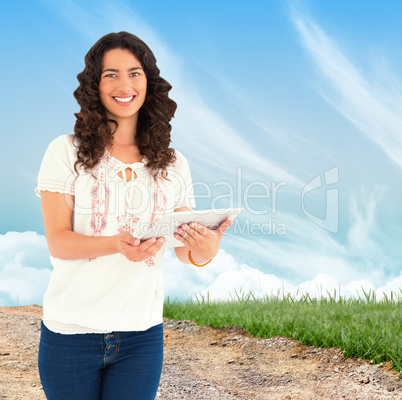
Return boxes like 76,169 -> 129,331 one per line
99,49 -> 148,128
72,32 -> 178,178
34,31 -> 232,400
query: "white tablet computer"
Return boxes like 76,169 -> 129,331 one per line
140,208 -> 243,247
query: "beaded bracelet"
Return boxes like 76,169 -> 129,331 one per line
188,250 -> 213,267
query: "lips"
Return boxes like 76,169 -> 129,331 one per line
112,96 -> 135,103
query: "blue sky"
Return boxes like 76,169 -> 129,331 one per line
2,0 -> 402,306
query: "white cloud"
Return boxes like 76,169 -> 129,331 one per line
196,266 -> 400,302
162,247 -> 401,302
161,182 -> 400,300
162,248 -> 241,300
1,232 -> 400,306
345,279 -> 376,299
0,232 -> 51,306
376,274 -> 402,300
199,267 -> 294,301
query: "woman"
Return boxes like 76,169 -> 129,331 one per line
36,31 -> 231,400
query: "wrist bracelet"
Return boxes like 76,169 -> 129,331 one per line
188,250 -> 213,267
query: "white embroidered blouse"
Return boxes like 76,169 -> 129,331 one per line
35,134 -> 195,334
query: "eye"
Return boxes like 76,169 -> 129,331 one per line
104,73 -> 117,78
130,72 -> 140,77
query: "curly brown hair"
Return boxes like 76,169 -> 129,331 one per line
73,31 -> 177,178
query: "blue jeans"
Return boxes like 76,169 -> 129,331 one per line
38,321 -> 163,400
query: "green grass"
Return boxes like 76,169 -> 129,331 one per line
163,289 -> 402,374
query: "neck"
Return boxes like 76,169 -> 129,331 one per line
108,114 -> 138,146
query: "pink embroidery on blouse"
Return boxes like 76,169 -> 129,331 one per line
89,167 -> 110,261
149,179 -> 167,228
116,214 -> 140,235
117,179 -> 168,267
144,179 -> 167,267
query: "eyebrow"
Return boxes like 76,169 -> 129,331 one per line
102,67 -> 143,73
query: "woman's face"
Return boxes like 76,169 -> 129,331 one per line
99,48 -> 147,123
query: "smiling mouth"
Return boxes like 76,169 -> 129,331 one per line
113,96 -> 135,103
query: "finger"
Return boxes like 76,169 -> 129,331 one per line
145,238 -> 166,256
216,220 -> 233,236
131,237 -> 141,246
127,238 -> 165,262
139,237 -> 165,251
177,224 -> 196,241
120,232 -> 140,246
174,232 -> 187,244
174,226 -> 194,245
189,222 -> 209,236
123,238 -> 140,247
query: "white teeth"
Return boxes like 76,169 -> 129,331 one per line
114,96 -> 134,103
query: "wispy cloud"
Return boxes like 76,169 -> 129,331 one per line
290,6 -> 402,169
347,186 -> 384,256
223,180 -> 398,287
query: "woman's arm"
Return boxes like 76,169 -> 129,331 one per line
41,191 -> 165,261
173,206 -> 232,264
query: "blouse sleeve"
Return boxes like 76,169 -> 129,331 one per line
35,135 -> 77,198
171,150 -> 196,209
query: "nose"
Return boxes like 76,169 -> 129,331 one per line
118,75 -> 132,92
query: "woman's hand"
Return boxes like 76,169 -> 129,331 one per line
174,220 -> 233,263
114,231 -> 166,262
41,191 -> 166,261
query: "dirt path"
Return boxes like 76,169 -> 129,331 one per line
0,306 -> 401,400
